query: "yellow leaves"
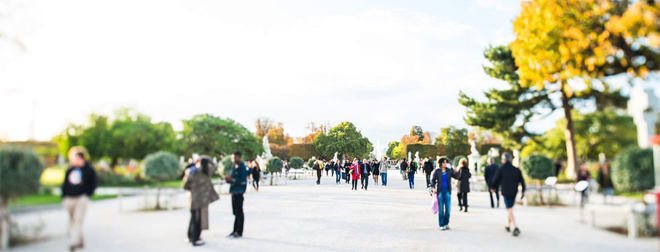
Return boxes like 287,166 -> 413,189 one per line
649,32 -> 660,47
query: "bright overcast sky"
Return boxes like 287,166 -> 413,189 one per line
1,0 -> 524,147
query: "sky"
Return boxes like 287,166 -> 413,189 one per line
0,0 -> 527,147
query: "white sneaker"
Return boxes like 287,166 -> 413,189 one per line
440,226 -> 446,230
445,226 -> 450,230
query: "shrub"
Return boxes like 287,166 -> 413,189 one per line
144,151 -> 180,182
97,170 -> 134,186
307,158 -> 317,169
266,157 -> 283,174
452,155 -> 466,168
521,154 -> 554,180
289,157 -> 304,169
0,147 -> 45,250
289,144 -> 318,160
219,155 -> 233,176
613,147 -> 654,193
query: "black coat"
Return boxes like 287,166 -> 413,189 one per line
457,167 -> 471,193
423,161 -> 434,175
431,168 -> 459,193
491,162 -> 526,197
62,162 -> 98,198
484,164 -> 499,187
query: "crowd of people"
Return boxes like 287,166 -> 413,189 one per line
61,144 -> 615,250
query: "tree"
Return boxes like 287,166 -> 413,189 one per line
267,123 -> 291,146
459,45 -> 554,150
266,157 -> 283,185
255,117 -> 274,139
181,114 -> 264,160
613,147 -> 654,193
313,122 -> 373,160
435,126 -> 470,159
144,151 -> 180,210
386,141 -> 400,158
219,155 -> 233,176
521,109 -> 637,161
410,126 -> 424,142
406,144 -> 439,159
510,0 -> 658,178
521,154 -> 554,205
0,147 -> 44,249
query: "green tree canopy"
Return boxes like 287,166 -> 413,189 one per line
181,114 -> 263,160
144,151 -> 180,182
521,109 -> 637,161
521,154 -> 554,180
410,126 -> 424,142
435,126 -> 469,159
313,122 -> 373,159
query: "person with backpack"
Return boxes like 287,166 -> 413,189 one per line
408,161 -> 417,189
360,159 -> 371,190
400,159 -> 409,181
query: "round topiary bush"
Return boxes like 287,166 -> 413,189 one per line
144,151 -> 180,182
289,157 -> 304,169
144,151 -> 180,210
452,155 -> 466,168
521,154 -> 554,180
0,147 -> 45,250
612,147 -> 654,193
266,157 -> 283,185
0,147 -> 45,200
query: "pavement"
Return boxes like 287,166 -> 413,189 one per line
7,170 -> 658,252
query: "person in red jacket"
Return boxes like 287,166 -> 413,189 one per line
350,158 -> 360,190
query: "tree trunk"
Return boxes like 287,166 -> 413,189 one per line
155,183 -> 161,210
0,196 -> 9,250
110,157 -> 119,171
538,181 -> 545,205
270,173 -> 274,186
561,85 -> 578,179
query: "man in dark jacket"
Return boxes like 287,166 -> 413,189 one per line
491,153 -> 526,237
484,158 -> 500,208
431,158 -> 460,230
400,159 -> 409,181
423,158 -> 434,188
62,147 -> 97,251
225,151 -> 249,238
360,159 -> 371,190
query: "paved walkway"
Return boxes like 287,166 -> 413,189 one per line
8,171 -> 658,252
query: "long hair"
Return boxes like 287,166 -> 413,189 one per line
459,158 -> 468,168
254,160 -> 261,172
200,157 -> 210,175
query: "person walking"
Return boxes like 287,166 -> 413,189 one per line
61,147 -> 97,252
314,160 -> 322,185
577,164 -> 591,208
484,158 -> 500,208
335,161 -> 342,184
251,161 -> 261,192
456,158 -> 471,212
408,161 -> 417,189
597,161 -> 614,204
224,151 -> 249,238
423,158 -> 434,188
182,156 -> 219,246
360,159 -> 371,190
372,159 -> 380,186
400,158 -> 409,181
431,158 -> 460,230
350,159 -> 360,190
380,157 -> 389,186
344,161 -> 351,184
491,153 -> 526,237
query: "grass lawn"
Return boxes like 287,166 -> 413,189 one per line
9,194 -> 118,208
615,191 -> 644,201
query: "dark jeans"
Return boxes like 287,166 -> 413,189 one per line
188,209 -> 201,243
232,194 -> 244,236
457,192 -> 468,209
437,191 -> 451,227
488,185 -> 499,208
316,170 -> 322,184
336,170 -> 341,184
361,176 -> 369,190
253,179 -> 260,190
351,179 -> 358,190
381,173 -> 387,186
408,174 -> 415,189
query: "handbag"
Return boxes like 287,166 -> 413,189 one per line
431,193 -> 439,214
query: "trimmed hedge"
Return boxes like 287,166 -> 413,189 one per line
289,144 -> 319,160
144,151 -> 180,182
406,144 -> 439,160
0,147 -> 45,199
452,155 -> 466,168
613,147 -> 654,193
